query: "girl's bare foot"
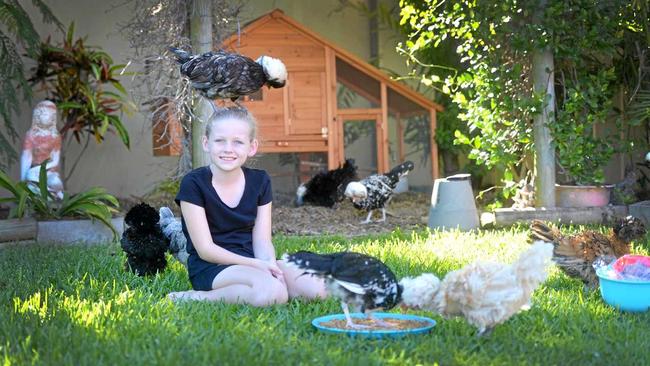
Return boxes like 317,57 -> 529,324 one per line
167,291 -> 197,302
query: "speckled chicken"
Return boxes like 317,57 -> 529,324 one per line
400,242 -> 554,336
283,251 -> 402,328
529,216 -> 646,288
170,47 -> 286,101
344,161 -> 414,223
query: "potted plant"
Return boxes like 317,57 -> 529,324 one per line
29,23 -> 133,183
550,69 -> 624,207
0,163 -> 122,244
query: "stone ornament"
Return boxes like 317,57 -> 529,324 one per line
20,100 -> 64,199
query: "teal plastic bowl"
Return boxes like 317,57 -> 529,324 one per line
596,266 -> 650,312
312,313 -> 436,338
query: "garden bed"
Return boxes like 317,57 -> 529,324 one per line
124,190 -> 431,238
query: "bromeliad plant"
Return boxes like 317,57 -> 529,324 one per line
0,162 -> 120,238
29,23 -> 133,182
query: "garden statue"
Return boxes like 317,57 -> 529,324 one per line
20,100 -> 64,199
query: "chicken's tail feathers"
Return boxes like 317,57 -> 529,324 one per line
389,161 -> 415,176
159,206 -> 174,220
158,206 -> 177,232
169,47 -> 192,64
513,241 -> 554,292
282,251 -> 333,276
158,206 -> 189,266
529,219 -> 560,244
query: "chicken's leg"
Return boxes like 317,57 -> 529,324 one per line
366,310 -> 395,328
375,208 -> 386,223
477,326 -> 494,337
361,211 -> 374,224
341,302 -> 368,329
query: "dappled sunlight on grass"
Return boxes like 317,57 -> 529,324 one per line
1,226 -> 650,364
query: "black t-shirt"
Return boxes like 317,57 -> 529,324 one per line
175,166 -> 273,277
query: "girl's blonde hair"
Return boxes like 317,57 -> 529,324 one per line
205,107 -> 258,140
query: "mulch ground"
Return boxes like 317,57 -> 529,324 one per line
122,190 -> 431,238
271,191 -> 430,237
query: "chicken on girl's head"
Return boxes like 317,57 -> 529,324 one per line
256,56 -> 287,88
170,47 -> 287,101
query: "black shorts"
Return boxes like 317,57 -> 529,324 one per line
188,247 -> 255,291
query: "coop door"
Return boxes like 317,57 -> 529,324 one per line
341,118 -> 379,176
287,71 -> 328,136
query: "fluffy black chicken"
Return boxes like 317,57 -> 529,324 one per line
120,203 -> 168,276
295,159 -> 358,207
170,47 -> 287,101
344,161 -> 415,223
283,251 -> 402,328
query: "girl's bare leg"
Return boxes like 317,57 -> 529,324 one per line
168,265 -> 288,306
277,259 -> 328,300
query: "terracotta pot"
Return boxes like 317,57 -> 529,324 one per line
555,184 -> 613,208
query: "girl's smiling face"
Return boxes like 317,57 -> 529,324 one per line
203,117 -> 258,173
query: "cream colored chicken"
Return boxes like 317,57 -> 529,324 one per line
400,242 -> 554,336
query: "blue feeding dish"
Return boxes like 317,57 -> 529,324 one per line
596,266 -> 650,312
312,313 -> 436,338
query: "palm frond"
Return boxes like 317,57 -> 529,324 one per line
0,1 -> 41,57
30,0 -> 63,30
0,30 -> 25,170
0,1 -> 61,172
627,90 -> 650,125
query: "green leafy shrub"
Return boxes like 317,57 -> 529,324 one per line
0,162 -> 119,238
29,23 -> 133,181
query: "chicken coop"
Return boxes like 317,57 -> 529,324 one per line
223,9 -> 442,183
203,9 -> 443,189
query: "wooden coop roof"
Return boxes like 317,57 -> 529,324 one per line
222,9 -> 442,113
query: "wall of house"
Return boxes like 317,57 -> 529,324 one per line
7,0 -> 434,200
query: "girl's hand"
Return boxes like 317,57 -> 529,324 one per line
251,259 -> 285,284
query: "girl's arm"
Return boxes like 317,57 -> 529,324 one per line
252,202 -> 275,262
181,201 -> 280,278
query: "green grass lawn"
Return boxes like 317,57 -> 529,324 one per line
1,226 -> 649,365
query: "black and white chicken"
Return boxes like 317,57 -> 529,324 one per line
283,251 -> 402,328
170,47 -> 287,101
344,161 -> 415,223
295,159 -> 358,207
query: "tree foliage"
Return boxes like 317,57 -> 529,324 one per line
0,0 -> 62,171
399,0 -> 649,197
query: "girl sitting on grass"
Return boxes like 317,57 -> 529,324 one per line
168,107 -> 326,305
